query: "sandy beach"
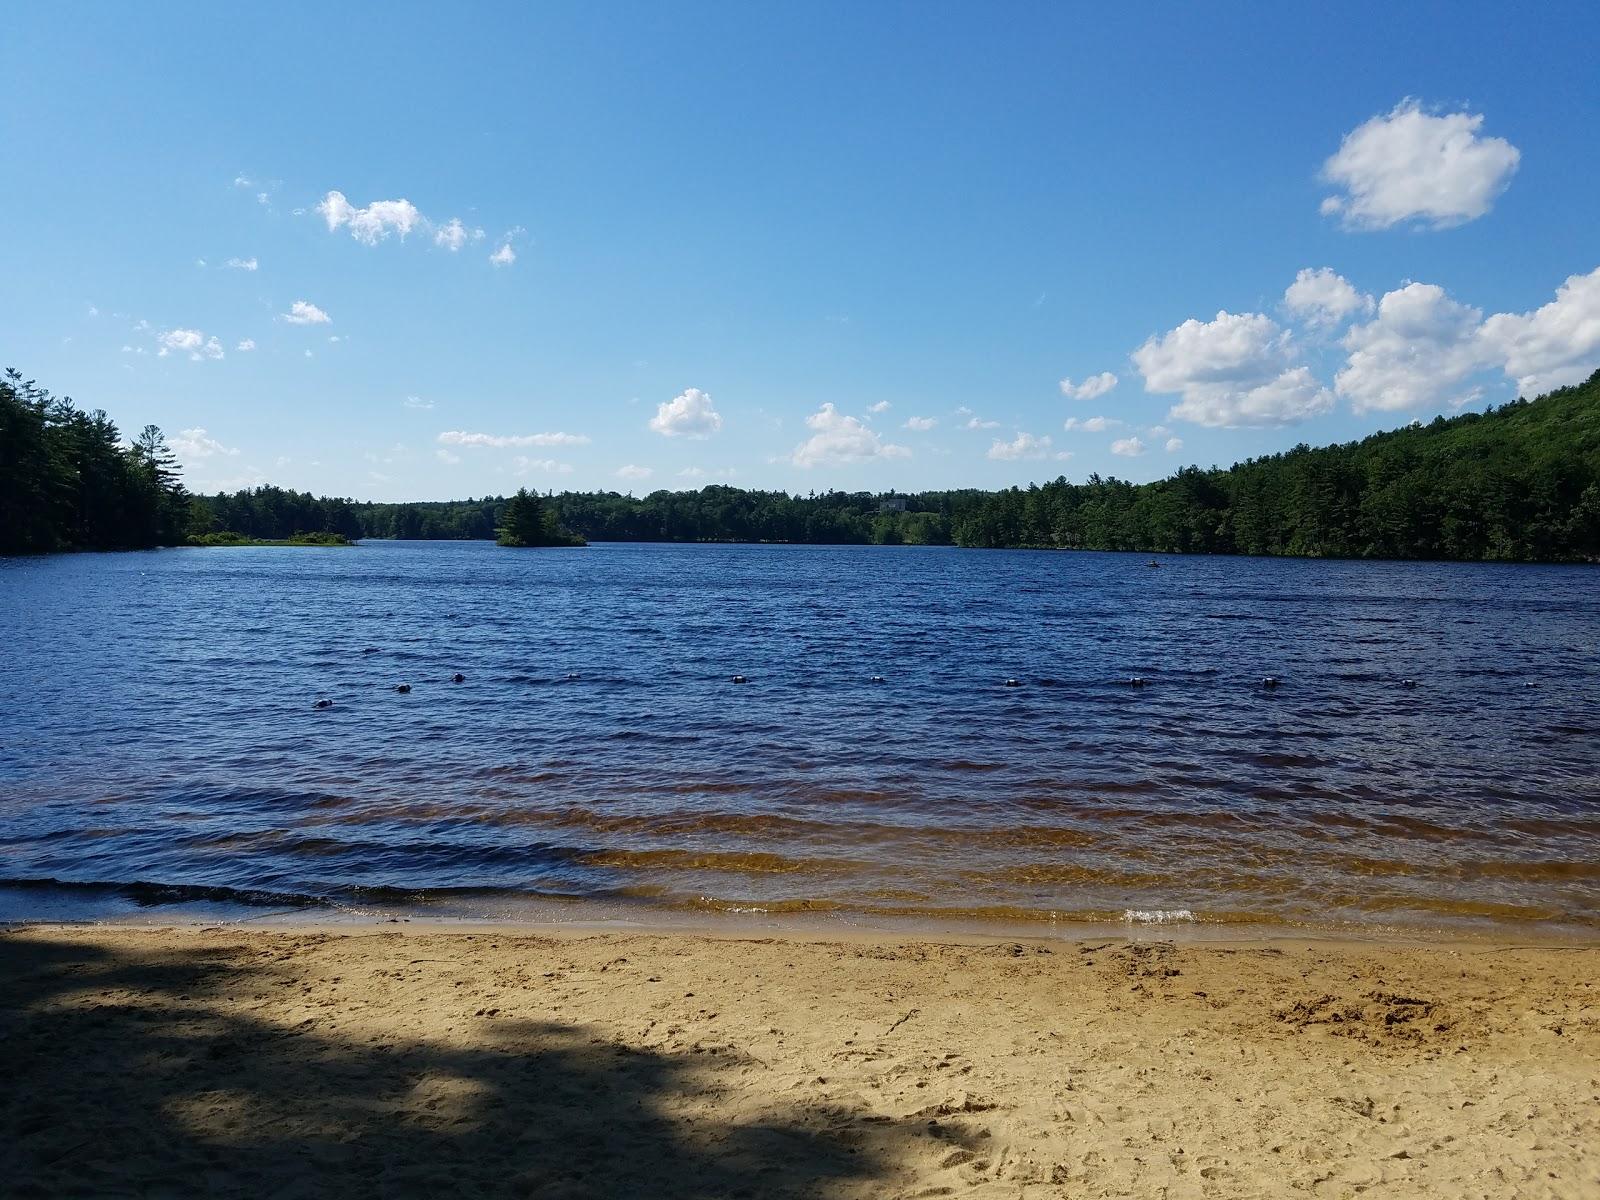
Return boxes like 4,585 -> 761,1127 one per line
2,922 -> 1595,1199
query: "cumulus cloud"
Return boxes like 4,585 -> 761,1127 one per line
1479,266 -> 1600,397
616,464 -> 653,480
987,432 -> 1053,461
867,400 -> 891,413
235,338 -> 256,352
283,300 -> 331,325
1134,310 -> 1333,427
1165,437 -> 1184,453
790,403 -> 911,467
1319,100 -> 1520,231
316,190 -> 423,244
403,395 -> 434,410
224,257 -> 258,271
1062,415 -> 1118,433
648,387 -> 723,438
1335,282 -> 1493,413
963,416 -> 1000,430
1059,372 -> 1118,401
170,428 -> 238,459
489,243 -> 516,267
1111,436 -> 1146,457
433,218 -> 484,252
157,328 -> 225,361
438,430 -> 590,448
903,416 -> 937,431
1284,268 -> 1373,328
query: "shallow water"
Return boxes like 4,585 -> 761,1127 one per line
2,541 -> 1597,934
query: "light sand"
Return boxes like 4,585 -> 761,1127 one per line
2,923 -> 1596,1198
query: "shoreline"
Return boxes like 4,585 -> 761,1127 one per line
6,881 -> 1599,950
5,921 -> 1595,1197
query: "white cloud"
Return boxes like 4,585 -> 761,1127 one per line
235,338 -> 256,352
514,456 -> 574,474
648,387 -> 723,438
867,400 -> 891,413
433,218 -> 483,252
987,432 -> 1053,461
616,464 -> 653,480
157,328 -> 225,361
1062,415 -> 1118,433
489,243 -> 516,267
1111,436 -> 1146,457
1335,282 -> 1493,413
1283,268 -> 1373,328
963,416 -> 1000,429
1319,100 -> 1520,231
224,257 -> 258,271
316,190 -> 424,244
790,403 -> 912,467
1058,371 -> 1118,401
170,428 -> 239,459
87,305 -> 99,317
436,449 -> 462,465
1479,266 -> 1600,397
1134,310 -> 1333,427
903,416 -> 937,431
283,299 -> 331,325
404,395 -> 434,410
1165,437 -> 1184,453
438,430 -> 590,448
678,466 -> 706,478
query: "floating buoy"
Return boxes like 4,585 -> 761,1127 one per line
1401,678 -> 1417,689
394,683 -> 412,693
1003,678 -> 1020,688
870,675 -> 885,684
1128,676 -> 1147,688
1524,681 -> 1537,688
451,673 -> 466,683
1261,676 -> 1280,689
566,672 -> 579,681
313,698 -> 333,709
731,674 -> 747,684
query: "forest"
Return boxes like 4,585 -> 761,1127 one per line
0,368 -> 193,554
5,366 -> 1597,562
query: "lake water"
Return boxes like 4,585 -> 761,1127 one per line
2,541 -> 1597,936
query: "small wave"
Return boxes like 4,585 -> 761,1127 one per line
1122,908 -> 1196,924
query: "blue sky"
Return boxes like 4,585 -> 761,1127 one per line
6,2 -> 1599,500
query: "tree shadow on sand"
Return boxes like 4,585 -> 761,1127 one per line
1,930 -> 970,1199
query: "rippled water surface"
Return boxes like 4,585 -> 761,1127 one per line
3,541 -> 1598,933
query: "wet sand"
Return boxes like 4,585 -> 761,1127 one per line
3,923 -> 1596,1198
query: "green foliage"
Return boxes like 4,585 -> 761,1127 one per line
10,365 -> 1597,564
950,370 -> 1600,561
189,530 -> 352,547
496,488 -> 586,547
1,368 -> 194,553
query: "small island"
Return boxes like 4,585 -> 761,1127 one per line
495,487 -> 587,547
190,531 -> 354,548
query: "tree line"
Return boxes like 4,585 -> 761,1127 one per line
1,368 -> 192,554
5,364 -> 1597,561
951,371 -> 1600,561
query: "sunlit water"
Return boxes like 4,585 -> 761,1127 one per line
2,541 -> 1597,935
